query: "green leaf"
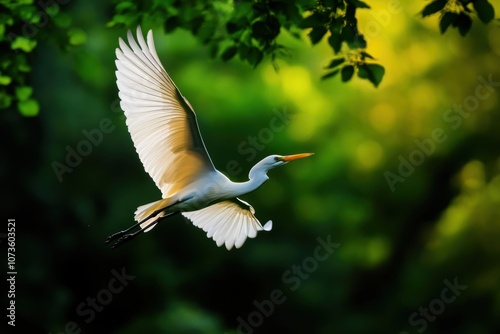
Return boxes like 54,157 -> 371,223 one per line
329,18 -> 343,34
15,86 -> 32,101
0,75 -> 12,85
360,51 -> 374,60
208,43 -> 219,58
358,64 -> 385,87
53,13 -> 72,28
238,43 -> 250,62
284,4 -> 302,24
15,54 -> 31,72
226,21 -> 241,34
300,12 -> 326,28
321,69 -> 340,80
18,99 -> 39,117
328,34 -> 342,53
116,1 -> 137,11
439,12 -> 457,33
0,93 -> 12,109
44,4 -> 59,17
325,57 -> 345,69
308,26 -> 327,44
196,18 -> 216,43
251,16 -> 280,43
247,47 -> 263,67
457,13 -> 473,36
11,36 -> 37,52
341,26 -> 356,45
165,16 -> 180,33
252,20 -> 266,39
347,0 -> 370,9
233,1 -> 253,20
18,5 -> 37,23
473,0 -> 495,24
221,45 -> 237,61
421,0 -> 447,17
352,34 -> 367,48
189,16 -> 204,35
68,29 -> 87,45
0,13 -> 14,25
341,65 -> 355,82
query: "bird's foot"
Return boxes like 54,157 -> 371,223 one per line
110,234 -> 135,249
105,230 -> 127,244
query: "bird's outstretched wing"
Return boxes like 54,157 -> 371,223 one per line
182,198 -> 273,250
116,26 -> 215,197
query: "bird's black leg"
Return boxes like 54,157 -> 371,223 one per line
108,211 -> 180,248
110,220 -> 156,248
105,209 -> 176,245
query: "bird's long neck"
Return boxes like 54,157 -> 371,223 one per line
228,163 -> 269,198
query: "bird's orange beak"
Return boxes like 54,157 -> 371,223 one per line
280,153 -> 314,162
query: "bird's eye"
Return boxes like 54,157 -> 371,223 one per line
274,156 -> 280,162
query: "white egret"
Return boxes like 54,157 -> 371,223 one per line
106,27 -> 313,250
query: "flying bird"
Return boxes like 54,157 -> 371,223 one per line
106,27 -> 313,250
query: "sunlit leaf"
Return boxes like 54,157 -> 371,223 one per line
0,75 -> 12,85
68,28 -> 87,45
11,36 -> 37,52
116,1 -> 137,11
18,99 -> 39,117
15,86 -> 32,101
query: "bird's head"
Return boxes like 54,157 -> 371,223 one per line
250,153 -> 314,179
269,153 -> 314,169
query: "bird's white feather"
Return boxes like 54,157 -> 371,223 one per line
182,198 -> 272,250
115,27 -> 214,197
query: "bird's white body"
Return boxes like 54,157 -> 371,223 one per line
175,169 -> 267,211
108,27 -> 311,250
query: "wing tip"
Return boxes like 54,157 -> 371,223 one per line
263,220 -> 273,231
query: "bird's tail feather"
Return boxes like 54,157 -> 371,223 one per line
134,197 -> 173,232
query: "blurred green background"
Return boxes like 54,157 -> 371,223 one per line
2,1 -> 500,333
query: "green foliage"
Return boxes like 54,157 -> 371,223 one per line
108,0 -> 497,90
0,0 -> 80,117
422,0 -> 496,35
321,50 -> 382,87
1,0 -> 498,117
109,0 -> 385,86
